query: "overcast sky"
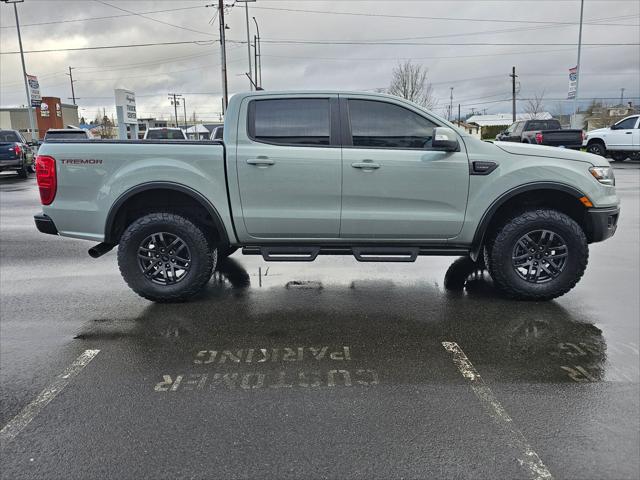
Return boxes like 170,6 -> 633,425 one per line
0,0 -> 638,122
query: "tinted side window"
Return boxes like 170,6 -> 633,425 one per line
348,100 -> 437,149
251,99 -> 330,146
616,117 -> 637,130
513,122 -> 525,135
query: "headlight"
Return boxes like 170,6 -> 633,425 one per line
589,166 -> 615,186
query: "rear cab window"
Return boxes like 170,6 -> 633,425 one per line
248,98 -> 333,146
146,129 -> 185,140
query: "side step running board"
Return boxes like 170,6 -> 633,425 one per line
352,246 -> 419,262
257,246 -> 320,262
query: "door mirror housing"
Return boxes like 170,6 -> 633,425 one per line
431,127 -> 460,152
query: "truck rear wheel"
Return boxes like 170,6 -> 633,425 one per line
586,141 -> 606,157
485,209 -> 588,300
117,213 -> 215,302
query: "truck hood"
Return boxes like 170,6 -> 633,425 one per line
585,127 -> 610,136
494,141 -> 609,166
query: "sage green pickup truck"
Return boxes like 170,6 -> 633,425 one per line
34,91 -> 619,302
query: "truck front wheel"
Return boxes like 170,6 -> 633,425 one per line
485,209 -> 588,300
586,141 -> 606,157
117,213 -> 215,302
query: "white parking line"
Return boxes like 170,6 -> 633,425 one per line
0,349 -> 100,445
442,341 -> 553,480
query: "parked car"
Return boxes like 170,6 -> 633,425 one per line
496,119 -> 583,149
0,129 -> 34,179
44,129 -> 93,141
583,114 -> 640,162
210,126 -> 224,140
34,91 -> 619,303
144,127 -> 187,140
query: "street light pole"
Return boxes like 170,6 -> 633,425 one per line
4,0 -> 37,141
219,0 -> 229,111
572,0 -> 585,128
253,16 -> 261,88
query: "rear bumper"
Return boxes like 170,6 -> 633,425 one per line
34,213 -> 59,235
586,206 -> 619,243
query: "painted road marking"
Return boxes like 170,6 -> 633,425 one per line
0,349 -> 100,445
442,341 -> 553,480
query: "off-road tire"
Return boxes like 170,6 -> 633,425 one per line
484,209 -> 588,301
586,141 -> 606,157
118,213 -> 215,302
16,157 -> 28,179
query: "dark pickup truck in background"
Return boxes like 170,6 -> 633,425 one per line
496,119 -> 584,149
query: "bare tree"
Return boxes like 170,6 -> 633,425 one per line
525,90 -> 546,119
387,60 -> 438,109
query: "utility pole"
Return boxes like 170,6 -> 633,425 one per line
510,66 -> 518,123
219,0 -> 229,111
183,98 -> 188,131
168,93 -> 182,128
4,0 -> 37,141
457,104 -> 461,125
237,0 -> 255,90
254,35 -> 258,88
620,88 -> 625,106
253,16 -> 261,88
449,87 -> 454,121
66,66 -> 76,105
572,0 -> 585,128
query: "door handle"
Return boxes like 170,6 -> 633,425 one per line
625,132 -> 632,134
247,157 -> 275,166
351,161 -> 380,170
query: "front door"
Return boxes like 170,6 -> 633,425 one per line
236,96 -> 342,239
340,97 -> 470,240
607,116 -> 639,150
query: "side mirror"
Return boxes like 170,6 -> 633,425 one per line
431,127 -> 459,152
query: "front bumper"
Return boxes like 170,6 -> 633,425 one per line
586,206 -> 619,243
34,213 -> 59,235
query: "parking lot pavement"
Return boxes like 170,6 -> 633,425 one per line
1,165 -> 638,479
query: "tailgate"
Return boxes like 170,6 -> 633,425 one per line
0,142 -> 17,160
541,130 -> 582,146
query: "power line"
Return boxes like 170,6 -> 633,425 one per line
0,5 -> 207,29
0,40 -> 217,55
251,6 -> 640,27
92,0 -> 214,37
258,40 -> 638,46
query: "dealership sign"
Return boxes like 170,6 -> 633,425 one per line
27,74 -> 41,107
114,88 -> 137,124
567,67 -> 578,99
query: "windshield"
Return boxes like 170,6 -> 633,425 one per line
147,129 -> 185,139
0,131 -> 21,142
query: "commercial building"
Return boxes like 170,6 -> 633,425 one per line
0,97 -> 79,141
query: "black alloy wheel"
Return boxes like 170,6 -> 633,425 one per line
137,232 -> 192,285
511,229 -> 568,284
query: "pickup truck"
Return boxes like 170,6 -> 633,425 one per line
583,114 -> 640,162
33,91 -> 620,302
496,119 -> 584,149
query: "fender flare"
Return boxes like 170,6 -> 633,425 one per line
469,181 -> 587,261
104,181 -> 230,245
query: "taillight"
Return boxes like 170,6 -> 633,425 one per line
36,155 -> 57,205
13,145 -> 22,155
535,133 -> 543,144
581,131 -> 585,141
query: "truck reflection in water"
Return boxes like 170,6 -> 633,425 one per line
74,257 -> 626,385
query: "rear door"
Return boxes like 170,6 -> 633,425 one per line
235,96 -> 342,239
340,96 -> 470,240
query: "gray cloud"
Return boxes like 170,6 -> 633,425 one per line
1,0 -> 638,121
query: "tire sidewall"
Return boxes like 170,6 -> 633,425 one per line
118,214 -> 214,301
587,143 -> 605,156
491,214 -> 586,297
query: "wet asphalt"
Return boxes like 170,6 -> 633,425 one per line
0,164 -> 638,479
